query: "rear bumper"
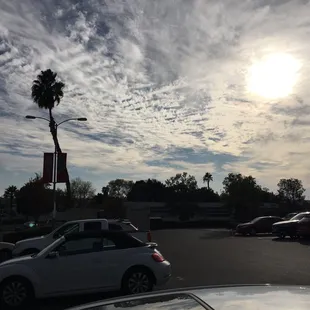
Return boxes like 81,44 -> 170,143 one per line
155,261 -> 172,286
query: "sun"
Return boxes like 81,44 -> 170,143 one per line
247,53 -> 300,99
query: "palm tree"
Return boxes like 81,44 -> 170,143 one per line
203,172 -> 213,190
3,185 -> 18,214
31,69 -> 71,204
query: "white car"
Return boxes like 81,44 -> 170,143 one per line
4,218 -> 151,258
0,230 -> 171,309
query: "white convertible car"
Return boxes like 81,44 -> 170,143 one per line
0,230 -> 171,309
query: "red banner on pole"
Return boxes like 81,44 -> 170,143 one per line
43,153 -> 54,183
57,153 -> 68,183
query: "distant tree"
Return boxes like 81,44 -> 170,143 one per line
3,185 -> 18,213
16,174 -> 52,221
93,193 -> 104,204
101,186 -> 109,197
31,69 -> 71,204
127,179 -> 166,202
260,187 -> 278,203
106,179 -> 134,199
71,177 -> 96,207
203,172 -> 213,190
165,172 -> 198,193
195,187 -> 220,202
222,173 -> 262,220
277,178 -> 305,206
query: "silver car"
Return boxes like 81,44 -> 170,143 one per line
67,285 -> 310,310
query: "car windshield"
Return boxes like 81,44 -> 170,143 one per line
290,214 -> 308,221
250,217 -> 264,224
36,237 -> 65,258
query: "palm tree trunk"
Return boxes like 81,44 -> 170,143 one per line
48,108 -> 72,208
207,181 -> 210,190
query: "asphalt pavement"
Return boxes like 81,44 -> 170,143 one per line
20,229 -> 310,309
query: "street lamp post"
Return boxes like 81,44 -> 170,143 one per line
25,115 -> 87,223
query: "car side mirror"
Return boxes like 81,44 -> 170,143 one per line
47,251 -> 59,259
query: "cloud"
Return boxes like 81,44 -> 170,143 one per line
1,0 -> 310,193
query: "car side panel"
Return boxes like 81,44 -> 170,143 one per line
0,263 -> 43,297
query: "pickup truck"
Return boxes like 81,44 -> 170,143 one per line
0,218 -> 151,260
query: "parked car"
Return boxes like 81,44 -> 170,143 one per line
0,218 -> 152,259
272,212 -> 310,239
67,285 -> 310,310
235,216 -> 283,235
283,212 -> 298,220
297,216 -> 310,238
0,230 -> 171,309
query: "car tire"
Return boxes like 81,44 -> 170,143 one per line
0,249 -> 12,263
278,232 -> 286,239
20,248 -> 40,256
250,228 -> 256,236
0,276 -> 34,309
122,267 -> 155,295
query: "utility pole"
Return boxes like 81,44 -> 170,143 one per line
25,115 -> 87,227
52,123 -> 58,226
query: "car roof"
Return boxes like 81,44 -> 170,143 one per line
64,230 -> 133,241
66,219 -> 130,224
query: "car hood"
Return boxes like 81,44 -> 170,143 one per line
238,222 -> 251,227
273,220 -> 299,226
66,285 -> 310,310
0,255 -> 33,267
0,242 -> 15,250
15,235 -> 46,245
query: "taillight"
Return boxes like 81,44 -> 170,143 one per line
147,231 -> 152,242
152,252 -> 164,262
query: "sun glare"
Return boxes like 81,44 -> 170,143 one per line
247,53 -> 300,99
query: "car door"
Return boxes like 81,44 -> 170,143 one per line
36,236 -> 105,296
90,235 -> 136,290
254,218 -> 269,233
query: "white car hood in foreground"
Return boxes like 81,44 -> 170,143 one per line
67,285 -> 310,310
0,255 -> 33,267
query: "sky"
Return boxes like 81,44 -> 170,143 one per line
1,0 -> 310,195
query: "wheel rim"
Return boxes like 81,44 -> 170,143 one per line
2,281 -> 27,307
128,272 -> 150,294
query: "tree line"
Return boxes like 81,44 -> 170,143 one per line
2,171 -> 306,221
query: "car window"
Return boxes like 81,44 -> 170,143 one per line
102,237 -> 116,250
84,221 -> 102,231
55,237 -> 103,256
53,223 -> 79,239
109,223 -> 123,231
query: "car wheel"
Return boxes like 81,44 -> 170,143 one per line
0,249 -> 12,263
0,277 -> 34,309
278,232 -> 286,239
250,228 -> 256,236
20,248 -> 39,256
122,267 -> 154,294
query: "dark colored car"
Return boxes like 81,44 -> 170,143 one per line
283,212 -> 298,220
297,217 -> 310,238
272,212 -> 310,239
235,216 -> 283,235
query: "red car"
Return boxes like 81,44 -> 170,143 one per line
297,217 -> 310,238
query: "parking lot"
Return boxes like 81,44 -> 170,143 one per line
22,229 -> 310,309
